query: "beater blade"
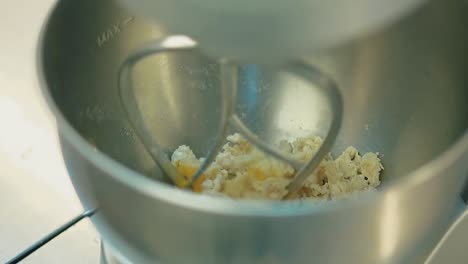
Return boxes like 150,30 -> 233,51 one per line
118,36 -> 343,198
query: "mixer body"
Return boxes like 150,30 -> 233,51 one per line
119,0 -> 427,63
39,0 -> 468,263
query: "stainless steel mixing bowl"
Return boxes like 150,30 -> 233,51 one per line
38,0 -> 468,263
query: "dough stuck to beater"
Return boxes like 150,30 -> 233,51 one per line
171,133 -> 383,200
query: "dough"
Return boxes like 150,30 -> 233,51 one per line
171,133 -> 383,200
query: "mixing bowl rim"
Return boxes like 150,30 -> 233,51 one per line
36,1 -> 468,217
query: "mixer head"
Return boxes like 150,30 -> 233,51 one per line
119,0 -> 428,63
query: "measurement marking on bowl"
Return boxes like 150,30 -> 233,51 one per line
97,16 -> 135,48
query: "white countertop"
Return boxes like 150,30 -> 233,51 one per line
0,0 -> 466,263
0,0 -> 99,263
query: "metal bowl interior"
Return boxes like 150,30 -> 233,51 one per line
37,0 -> 468,263
40,0 -> 468,196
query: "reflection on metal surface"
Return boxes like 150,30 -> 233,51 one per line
275,80 -> 326,136
160,35 -> 196,49
426,204 -> 468,264
101,242 -> 135,264
379,191 -> 401,260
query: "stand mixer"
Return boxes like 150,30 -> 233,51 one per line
33,0 -> 468,263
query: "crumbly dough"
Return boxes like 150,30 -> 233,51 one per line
171,133 -> 383,200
